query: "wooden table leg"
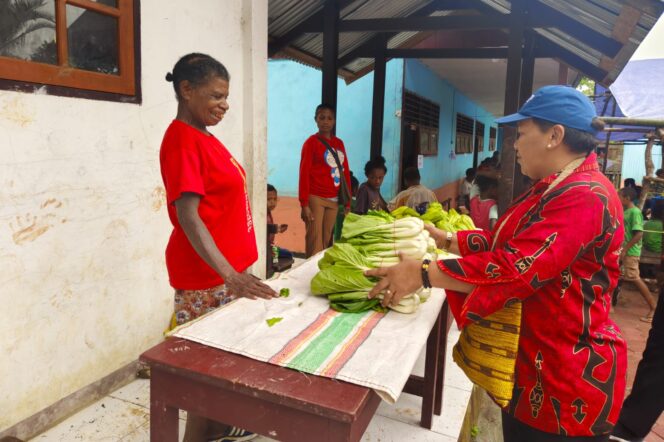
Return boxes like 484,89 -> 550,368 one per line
150,370 -> 179,442
420,309 -> 442,429
435,300 -> 450,416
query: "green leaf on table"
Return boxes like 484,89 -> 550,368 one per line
266,317 -> 283,327
279,288 -> 290,297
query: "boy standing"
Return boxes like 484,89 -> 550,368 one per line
619,187 -> 657,322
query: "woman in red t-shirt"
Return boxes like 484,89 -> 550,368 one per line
299,104 -> 352,257
160,53 -> 276,442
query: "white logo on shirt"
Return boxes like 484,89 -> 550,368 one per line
324,149 -> 345,188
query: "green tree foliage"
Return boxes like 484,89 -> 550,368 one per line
577,77 -> 596,97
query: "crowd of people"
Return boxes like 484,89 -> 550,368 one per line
157,52 -> 662,442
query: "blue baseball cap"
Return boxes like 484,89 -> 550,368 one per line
496,85 -> 598,134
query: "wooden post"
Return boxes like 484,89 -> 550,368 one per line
519,31 -> 535,107
370,36 -> 387,159
557,63 -> 569,84
498,0 -> 526,214
322,0 -> 339,112
645,134 -> 656,177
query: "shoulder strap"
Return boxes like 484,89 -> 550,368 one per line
317,136 -> 344,172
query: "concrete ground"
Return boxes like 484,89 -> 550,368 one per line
29,327 -> 472,442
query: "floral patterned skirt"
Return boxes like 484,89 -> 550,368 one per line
173,284 -> 234,326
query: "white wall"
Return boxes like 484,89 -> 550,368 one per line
0,0 -> 267,430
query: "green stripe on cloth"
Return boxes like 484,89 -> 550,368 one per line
286,311 -> 369,372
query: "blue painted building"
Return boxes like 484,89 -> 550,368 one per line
621,144 -> 663,185
267,58 -> 498,201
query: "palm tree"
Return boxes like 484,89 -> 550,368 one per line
0,0 -> 56,60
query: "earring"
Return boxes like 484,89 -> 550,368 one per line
546,144 -> 552,148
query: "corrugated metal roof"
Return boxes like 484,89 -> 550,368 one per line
268,0 -> 664,86
269,0 -> 323,37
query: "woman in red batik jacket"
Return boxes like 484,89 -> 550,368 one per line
367,86 -> 626,442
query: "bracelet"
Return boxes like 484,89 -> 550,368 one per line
441,231 -> 453,251
421,259 -> 432,289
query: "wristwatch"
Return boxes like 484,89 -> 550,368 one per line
441,231 -> 453,251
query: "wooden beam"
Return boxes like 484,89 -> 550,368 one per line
498,0 -> 526,212
339,14 -> 510,33
625,0 -> 664,17
598,117 -> 664,127
354,46 -> 561,59
557,63 -> 569,84
338,0 -> 489,67
529,1 -> 622,58
368,47 -> 508,58
519,31 -> 536,107
322,0 -> 340,110
370,36 -> 387,159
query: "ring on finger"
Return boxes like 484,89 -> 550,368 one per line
385,289 -> 392,295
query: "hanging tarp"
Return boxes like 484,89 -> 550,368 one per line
595,58 -> 664,142
610,58 -> 664,120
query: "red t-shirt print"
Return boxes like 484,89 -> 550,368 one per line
159,120 -> 258,289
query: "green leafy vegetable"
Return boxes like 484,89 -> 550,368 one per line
279,288 -> 290,298
266,317 -> 283,327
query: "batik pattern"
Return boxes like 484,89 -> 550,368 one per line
439,154 -> 627,437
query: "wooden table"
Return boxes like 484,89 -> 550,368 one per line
141,301 -> 451,441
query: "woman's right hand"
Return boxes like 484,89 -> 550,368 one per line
224,271 -> 277,300
301,206 -> 314,224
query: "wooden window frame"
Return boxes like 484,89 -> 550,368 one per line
455,113 -> 474,155
403,91 -> 440,156
0,0 -> 140,101
489,126 -> 497,151
475,121 -> 485,153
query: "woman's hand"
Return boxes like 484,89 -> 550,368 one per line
301,206 -> 314,223
365,254 -> 422,307
424,224 -> 446,249
225,271 -> 277,300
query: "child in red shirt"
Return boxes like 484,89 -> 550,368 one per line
299,104 -> 351,257
469,174 -> 499,231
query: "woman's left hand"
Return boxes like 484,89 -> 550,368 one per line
365,254 -> 422,307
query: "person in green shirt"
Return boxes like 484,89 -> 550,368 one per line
619,187 -> 657,321
643,202 -> 663,254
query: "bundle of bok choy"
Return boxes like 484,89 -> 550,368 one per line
311,212 -> 434,314
391,202 -> 476,233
